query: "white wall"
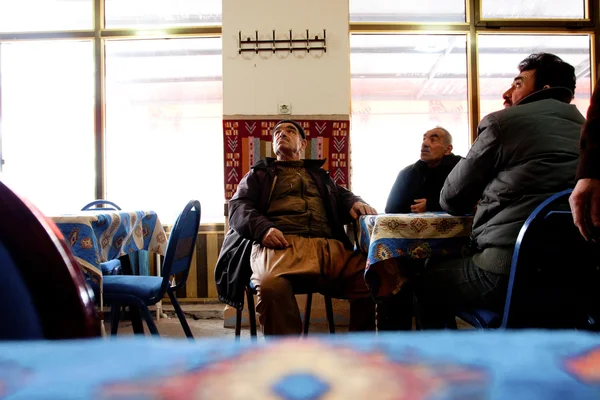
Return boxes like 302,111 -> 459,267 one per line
222,0 -> 350,116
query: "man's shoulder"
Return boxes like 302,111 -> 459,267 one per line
489,98 -> 581,121
251,157 -> 275,170
303,159 -> 328,170
440,154 -> 462,167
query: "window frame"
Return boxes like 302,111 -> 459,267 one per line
350,0 -> 600,144
0,0 -> 223,202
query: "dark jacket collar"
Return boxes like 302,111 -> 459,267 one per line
253,157 -> 327,170
416,153 -> 461,170
514,86 -> 574,107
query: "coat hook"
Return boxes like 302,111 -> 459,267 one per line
306,29 -> 310,53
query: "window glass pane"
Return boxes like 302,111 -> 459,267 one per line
0,41 -> 95,214
0,0 -> 92,32
105,0 -> 221,28
350,34 -> 468,213
350,0 -> 465,23
482,0 -> 585,19
478,35 -> 591,119
105,38 -> 223,224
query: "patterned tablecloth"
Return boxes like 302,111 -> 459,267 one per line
359,212 -> 473,299
1,330 -> 600,399
49,210 -> 168,278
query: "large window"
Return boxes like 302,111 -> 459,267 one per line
478,35 -> 591,118
350,34 -> 468,212
104,37 -> 223,223
350,0 -> 465,23
0,0 -> 93,32
350,0 -> 596,213
105,0 -> 222,28
0,41 -> 95,214
0,2 -> 224,225
481,0 -> 586,20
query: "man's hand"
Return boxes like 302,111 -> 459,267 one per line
261,227 -> 289,249
410,198 -> 427,213
349,201 -> 378,219
569,178 -> 600,241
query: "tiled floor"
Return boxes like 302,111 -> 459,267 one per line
105,303 -> 347,340
106,303 -> 470,340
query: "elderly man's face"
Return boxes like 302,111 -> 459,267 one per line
502,70 -> 536,108
272,122 -> 306,160
420,129 -> 452,167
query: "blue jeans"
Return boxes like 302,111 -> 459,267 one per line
415,256 -> 509,329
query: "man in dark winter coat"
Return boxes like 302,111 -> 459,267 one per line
215,120 -> 378,337
417,53 -> 584,328
385,127 -> 462,214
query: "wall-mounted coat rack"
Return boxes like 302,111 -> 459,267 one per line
238,29 -> 326,54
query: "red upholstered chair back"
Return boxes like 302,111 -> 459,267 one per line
0,180 -> 100,339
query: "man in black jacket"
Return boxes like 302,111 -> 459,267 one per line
379,127 -> 461,331
215,120 -> 378,337
385,127 -> 461,214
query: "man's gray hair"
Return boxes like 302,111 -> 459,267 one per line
433,126 -> 453,146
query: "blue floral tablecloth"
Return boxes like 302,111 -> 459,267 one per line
49,210 -> 168,277
1,331 -> 600,399
359,213 -> 473,298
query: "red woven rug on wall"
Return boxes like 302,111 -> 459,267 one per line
223,119 -> 350,200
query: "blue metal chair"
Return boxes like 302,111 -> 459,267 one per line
81,199 -> 122,211
455,189 -> 600,330
81,200 -> 124,276
103,200 -> 201,339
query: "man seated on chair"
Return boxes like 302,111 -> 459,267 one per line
215,119 -> 378,337
416,53 -> 585,328
385,127 -> 462,214
377,127 -> 462,331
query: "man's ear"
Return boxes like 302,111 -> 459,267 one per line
542,84 -> 550,90
300,139 -> 307,151
445,144 -> 453,155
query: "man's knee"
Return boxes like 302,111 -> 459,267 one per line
255,273 -> 292,301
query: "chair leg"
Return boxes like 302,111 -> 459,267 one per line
235,308 -> 242,341
130,306 -> 145,335
235,286 -> 249,341
138,304 -> 160,336
110,303 -> 121,336
168,289 -> 194,340
246,287 -> 257,341
325,296 -> 335,334
303,293 -> 313,336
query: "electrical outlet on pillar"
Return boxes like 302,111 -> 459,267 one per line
278,103 -> 291,114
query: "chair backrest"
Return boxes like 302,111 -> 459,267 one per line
159,200 -> 201,295
502,189 -> 600,329
81,200 -> 121,211
0,181 -> 100,339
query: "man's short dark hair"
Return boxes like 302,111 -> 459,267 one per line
518,53 -> 576,95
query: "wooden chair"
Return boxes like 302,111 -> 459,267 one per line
0,180 -> 100,339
